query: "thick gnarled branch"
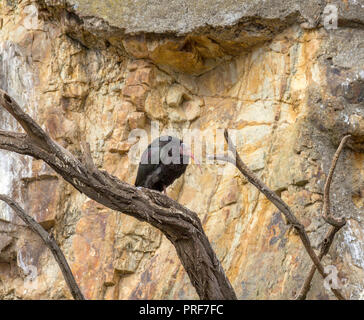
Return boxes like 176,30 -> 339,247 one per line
0,89 -> 236,300
0,195 -> 85,300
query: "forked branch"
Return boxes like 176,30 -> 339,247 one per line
0,87 -> 350,300
216,129 -> 346,300
0,89 -> 236,300
296,135 -> 350,300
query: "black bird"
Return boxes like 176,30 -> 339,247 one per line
135,136 -> 199,193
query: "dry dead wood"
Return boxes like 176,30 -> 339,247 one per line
0,87 -> 350,300
0,89 -> 236,300
296,135 -> 350,300
0,194 -> 85,300
212,129 -> 347,300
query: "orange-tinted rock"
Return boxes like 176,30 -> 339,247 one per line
24,178 -> 60,230
122,37 -> 149,59
1,1 -> 364,302
125,68 -> 155,87
122,85 -> 149,111
128,112 -> 146,130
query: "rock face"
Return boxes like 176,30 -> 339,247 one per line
0,0 -> 363,300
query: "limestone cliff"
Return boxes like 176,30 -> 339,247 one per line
0,0 -> 363,299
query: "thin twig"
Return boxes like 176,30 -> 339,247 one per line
296,135 -> 350,300
323,135 -> 351,227
207,154 -> 236,165
0,194 -> 85,300
296,226 -> 339,300
221,129 -> 346,300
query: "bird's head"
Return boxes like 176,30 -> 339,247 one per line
149,136 -> 201,172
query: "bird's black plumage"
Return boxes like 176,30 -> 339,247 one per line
135,136 -> 191,192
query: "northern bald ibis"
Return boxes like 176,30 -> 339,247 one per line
135,136 -> 199,193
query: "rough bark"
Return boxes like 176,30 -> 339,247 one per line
0,89 -> 237,300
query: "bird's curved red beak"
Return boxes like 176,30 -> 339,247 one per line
181,143 -> 202,173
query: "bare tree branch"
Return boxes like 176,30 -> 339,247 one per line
0,194 -> 85,300
0,89 -> 237,300
220,129 -> 346,300
207,154 -> 236,165
296,135 -> 350,300
323,135 -> 350,227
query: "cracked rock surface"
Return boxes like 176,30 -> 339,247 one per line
0,0 -> 363,300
